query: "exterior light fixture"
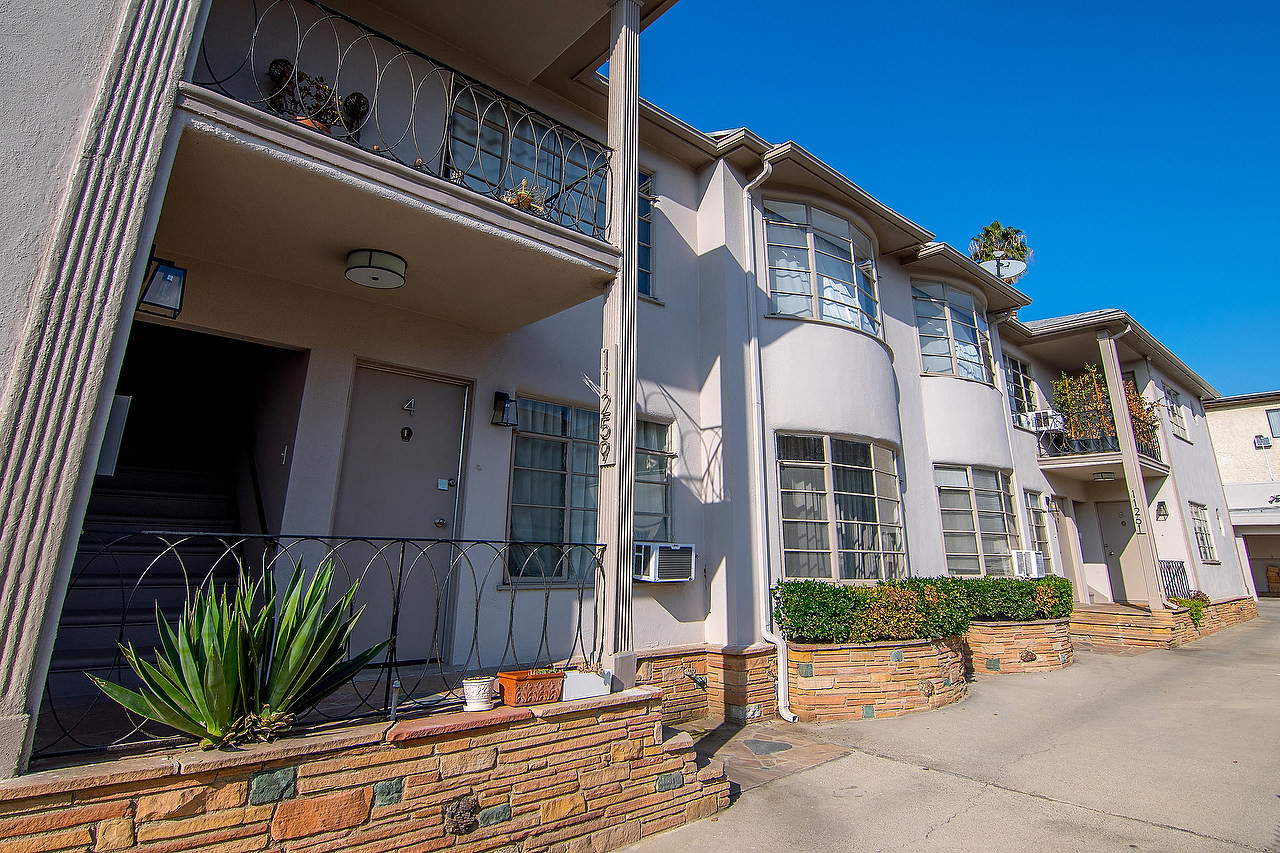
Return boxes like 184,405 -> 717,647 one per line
491,392 -> 519,427
137,246 -> 187,318
1093,472 -> 1115,482
345,249 -> 406,289
1155,501 -> 1169,521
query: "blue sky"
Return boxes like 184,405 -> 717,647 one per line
637,0 -> 1278,397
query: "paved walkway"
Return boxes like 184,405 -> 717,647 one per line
628,600 -> 1280,852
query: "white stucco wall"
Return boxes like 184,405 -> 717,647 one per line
1206,402 -> 1280,484
0,0 -> 130,387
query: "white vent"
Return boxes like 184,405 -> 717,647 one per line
1013,410 -> 1065,432
1255,435 -> 1273,450
1011,549 -> 1047,579
633,543 -> 695,583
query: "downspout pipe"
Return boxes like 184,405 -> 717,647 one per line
741,154 -> 797,722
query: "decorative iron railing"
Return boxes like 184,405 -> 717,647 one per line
1037,416 -> 1163,464
1158,559 -> 1192,600
34,532 -> 605,762
191,0 -> 611,239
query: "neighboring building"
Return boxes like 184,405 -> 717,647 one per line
0,0 -> 1253,778
1205,391 -> 1280,593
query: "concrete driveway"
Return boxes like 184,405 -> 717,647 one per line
626,600 -> 1280,852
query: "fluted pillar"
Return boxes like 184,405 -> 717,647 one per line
598,0 -> 640,670
0,0 -> 201,774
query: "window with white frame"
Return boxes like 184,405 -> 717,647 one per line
1189,503 -> 1217,563
913,283 -> 993,383
1267,408 -> 1280,438
1164,385 -> 1189,441
635,421 -> 672,542
638,172 -> 655,298
763,201 -> 880,335
508,399 -> 672,579
1024,490 -> 1052,574
935,466 -> 1019,576
1005,355 -> 1035,415
777,435 -> 904,581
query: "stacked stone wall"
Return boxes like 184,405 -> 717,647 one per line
786,639 -> 967,723
0,688 -> 728,853
962,618 -> 1073,674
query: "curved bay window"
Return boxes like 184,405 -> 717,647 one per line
777,434 -> 904,581
764,201 -> 880,336
912,282 -> 993,382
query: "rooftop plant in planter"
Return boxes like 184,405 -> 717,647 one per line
90,561 -> 388,749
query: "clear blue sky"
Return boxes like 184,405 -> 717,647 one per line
637,0 -> 1278,397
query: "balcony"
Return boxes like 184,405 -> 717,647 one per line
171,0 -> 618,332
1015,409 -> 1168,480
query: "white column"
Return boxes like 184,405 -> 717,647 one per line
598,0 -> 640,670
1096,332 -> 1165,609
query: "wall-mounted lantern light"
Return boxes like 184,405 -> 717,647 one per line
1093,472 -> 1116,482
491,391 -> 519,427
137,246 -> 187,318
1155,501 -> 1169,521
345,249 -> 406,289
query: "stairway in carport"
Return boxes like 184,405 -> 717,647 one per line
47,464 -> 243,699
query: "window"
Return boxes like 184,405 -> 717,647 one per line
448,87 -> 607,236
507,398 -> 672,579
1164,385 -> 1189,441
508,399 -> 599,579
1024,490 -> 1052,575
1268,408 -> 1280,439
639,172 -> 655,297
913,283 -> 993,383
1005,356 -> 1035,415
935,466 -> 1019,576
763,201 -> 880,335
635,421 -> 672,542
1189,503 -> 1217,563
777,435 -> 904,581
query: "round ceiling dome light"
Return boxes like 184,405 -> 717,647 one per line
345,249 -> 406,289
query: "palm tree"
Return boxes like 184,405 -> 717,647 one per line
968,221 -> 1032,264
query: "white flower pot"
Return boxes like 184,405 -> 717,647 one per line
462,676 -> 495,712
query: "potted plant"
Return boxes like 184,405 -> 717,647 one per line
496,667 -> 564,706
265,58 -> 369,140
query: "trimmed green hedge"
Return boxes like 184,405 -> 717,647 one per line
772,576 -> 1074,644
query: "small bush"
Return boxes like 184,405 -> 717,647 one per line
773,575 -> 1074,644
1189,590 -> 1211,604
964,576 -> 1074,621
1171,596 -> 1206,627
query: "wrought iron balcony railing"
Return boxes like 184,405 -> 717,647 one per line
1036,412 -> 1163,465
191,0 -> 611,239
35,531 -> 605,763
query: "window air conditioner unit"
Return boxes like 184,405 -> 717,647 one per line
1255,435 -> 1273,450
1011,549 -> 1046,579
633,543 -> 695,583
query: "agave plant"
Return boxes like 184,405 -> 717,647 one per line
90,582 -> 249,748
92,561 -> 389,749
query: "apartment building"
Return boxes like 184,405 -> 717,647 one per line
1205,391 -> 1280,592
0,0 -> 1252,776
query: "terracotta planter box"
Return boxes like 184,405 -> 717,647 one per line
787,637 -> 967,723
962,618 -> 1073,674
496,669 -> 564,706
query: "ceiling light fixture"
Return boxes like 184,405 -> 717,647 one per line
345,249 -> 406,289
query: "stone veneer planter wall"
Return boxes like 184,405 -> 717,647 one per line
0,687 -> 728,853
962,618 -> 1073,674
1070,596 -> 1259,650
787,638 -> 967,723
635,643 -> 777,725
